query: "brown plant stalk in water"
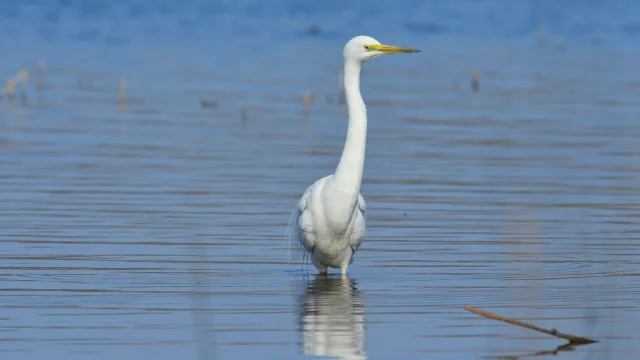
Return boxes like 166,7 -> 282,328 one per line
463,305 -> 597,345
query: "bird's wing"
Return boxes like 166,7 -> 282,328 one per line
296,188 -> 316,253
349,194 -> 367,252
357,193 -> 367,217
296,175 -> 333,253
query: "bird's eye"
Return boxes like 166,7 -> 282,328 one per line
364,45 -> 370,51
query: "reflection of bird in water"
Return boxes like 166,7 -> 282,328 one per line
289,36 -> 420,277
297,275 -> 367,360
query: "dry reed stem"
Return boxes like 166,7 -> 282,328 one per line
539,24 -> 548,47
463,305 -> 597,345
304,90 -> 312,108
4,79 -> 16,93
119,78 -> 127,103
471,70 -> 479,93
240,104 -> 247,124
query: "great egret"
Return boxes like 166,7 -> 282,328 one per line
290,35 -> 420,277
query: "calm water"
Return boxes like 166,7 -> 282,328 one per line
1,1 -> 640,359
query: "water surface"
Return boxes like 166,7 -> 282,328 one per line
1,1 -> 640,359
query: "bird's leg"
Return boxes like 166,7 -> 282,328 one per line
340,264 -> 349,279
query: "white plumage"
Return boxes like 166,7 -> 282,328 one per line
290,35 -> 420,276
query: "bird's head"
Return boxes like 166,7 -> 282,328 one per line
343,35 -> 420,63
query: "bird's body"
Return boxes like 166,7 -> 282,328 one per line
290,35 -> 419,277
295,175 -> 367,272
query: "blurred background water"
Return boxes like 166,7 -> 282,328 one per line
1,0 -> 640,359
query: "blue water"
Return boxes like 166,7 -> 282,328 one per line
1,1 -> 640,359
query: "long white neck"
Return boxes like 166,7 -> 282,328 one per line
334,59 -> 366,193
325,59 -> 366,221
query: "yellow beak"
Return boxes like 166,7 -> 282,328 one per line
370,44 -> 421,54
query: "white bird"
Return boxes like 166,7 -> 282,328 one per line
290,35 -> 420,277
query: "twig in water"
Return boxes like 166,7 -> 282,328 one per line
118,78 -> 127,113
463,305 -> 597,345
119,78 -> 127,103
240,104 -> 247,124
303,90 -> 312,123
471,70 -> 479,93
15,69 -> 29,88
539,24 -> 548,48
37,59 -> 46,90
3,79 -> 16,102
304,90 -> 312,109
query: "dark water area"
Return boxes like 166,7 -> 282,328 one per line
1,1 -> 639,359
